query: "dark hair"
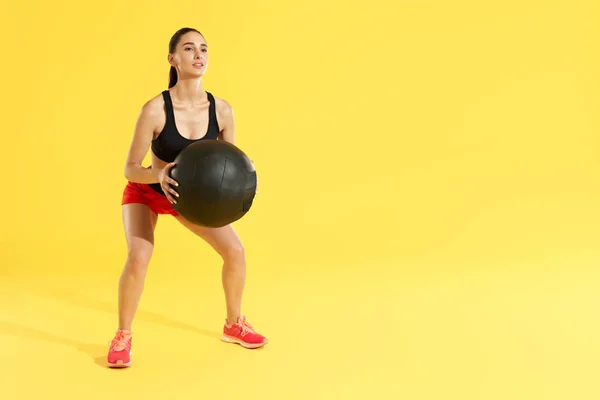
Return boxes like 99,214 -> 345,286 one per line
168,27 -> 205,88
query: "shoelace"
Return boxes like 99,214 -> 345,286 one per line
109,331 -> 131,352
238,318 -> 255,337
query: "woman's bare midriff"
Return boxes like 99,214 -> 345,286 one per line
150,154 -> 170,173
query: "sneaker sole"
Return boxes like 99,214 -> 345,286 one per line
221,334 -> 268,349
107,360 -> 132,368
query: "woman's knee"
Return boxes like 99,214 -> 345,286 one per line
222,242 -> 245,265
122,203 -> 157,276
125,247 -> 153,275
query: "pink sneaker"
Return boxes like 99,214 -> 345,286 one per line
107,330 -> 132,368
222,316 -> 268,349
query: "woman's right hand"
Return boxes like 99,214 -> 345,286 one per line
159,162 -> 179,204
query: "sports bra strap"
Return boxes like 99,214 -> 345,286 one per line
161,90 -> 175,125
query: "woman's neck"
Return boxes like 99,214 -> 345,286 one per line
171,78 -> 206,105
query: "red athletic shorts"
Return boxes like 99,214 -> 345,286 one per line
121,181 -> 179,216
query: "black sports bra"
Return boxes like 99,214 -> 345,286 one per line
148,90 -> 220,195
151,89 -> 220,163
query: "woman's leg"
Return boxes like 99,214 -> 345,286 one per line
108,203 -> 158,367
119,203 -> 158,331
173,215 -> 267,348
174,215 -> 246,324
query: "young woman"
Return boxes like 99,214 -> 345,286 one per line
107,27 -> 268,368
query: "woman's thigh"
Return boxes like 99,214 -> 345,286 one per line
173,215 -> 244,260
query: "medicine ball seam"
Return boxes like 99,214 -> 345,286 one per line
219,157 -> 227,198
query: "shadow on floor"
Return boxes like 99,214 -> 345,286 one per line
0,321 -> 109,368
21,285 -> 222,339
2,282 -> 225,368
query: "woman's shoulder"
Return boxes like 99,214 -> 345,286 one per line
139,92 -> 167,117
210,93 -> 234,118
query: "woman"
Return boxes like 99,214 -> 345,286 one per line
107,27 -> 268,368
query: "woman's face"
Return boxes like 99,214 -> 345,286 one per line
169,31 -> 209,78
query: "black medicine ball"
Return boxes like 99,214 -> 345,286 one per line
169,140 -> 257,227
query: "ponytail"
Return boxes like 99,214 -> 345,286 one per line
168,66 -> 178,88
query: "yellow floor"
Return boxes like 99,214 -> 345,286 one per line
2,233 -> 600,399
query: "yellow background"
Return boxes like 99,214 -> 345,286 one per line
1,0 -> 600,398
